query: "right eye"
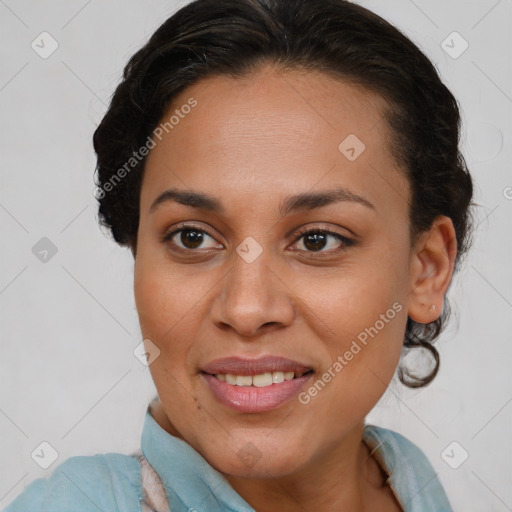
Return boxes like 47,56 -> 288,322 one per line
161,224 -> 223,252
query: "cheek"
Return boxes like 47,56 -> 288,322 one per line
304,300 -> 406,427
134,268 -> 168,337
134,256 -> 214,377
314,253 -> 408,387
134,257 -> 189,346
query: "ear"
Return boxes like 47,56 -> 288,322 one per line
407,216 -> 457,324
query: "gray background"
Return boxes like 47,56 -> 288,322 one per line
1,0 -> 511,509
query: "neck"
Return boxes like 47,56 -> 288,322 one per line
150,401 -> 388,511
224,422 -> 383,512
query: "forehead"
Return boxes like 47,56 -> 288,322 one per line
140,64 -> 409,218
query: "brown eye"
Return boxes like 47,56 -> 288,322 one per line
178,229 -> 206,249
293,228 -> 354,254
161,225 -> 222,252
302,232 -> 329,251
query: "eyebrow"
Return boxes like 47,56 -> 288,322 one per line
149,187 -> 375,215
279,188 -> 375,215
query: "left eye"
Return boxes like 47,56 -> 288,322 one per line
292,229 -> 352,253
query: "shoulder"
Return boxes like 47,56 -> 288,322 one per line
363,424 -> 453,511
4,452 -> 144,512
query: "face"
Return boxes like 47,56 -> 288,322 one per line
134,64 -> 415,478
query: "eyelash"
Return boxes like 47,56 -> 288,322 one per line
160,222 -> 354,256
292,226 -> 354,254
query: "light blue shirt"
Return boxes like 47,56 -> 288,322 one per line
4,406 -> 452,511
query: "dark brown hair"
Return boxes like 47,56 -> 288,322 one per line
93,0 -> 474,387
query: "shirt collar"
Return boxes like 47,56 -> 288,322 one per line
141,405 -> 446,512
362,423 -> 451,511
141,406 -> 255,512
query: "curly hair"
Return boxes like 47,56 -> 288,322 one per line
93,0 -> 474,387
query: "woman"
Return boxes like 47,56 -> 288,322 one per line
5,0 -> 473,510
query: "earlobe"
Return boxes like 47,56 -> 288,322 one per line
407,216 -> 457,324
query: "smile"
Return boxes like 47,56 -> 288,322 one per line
214,371 -> 311,387
201,356 -> 314,412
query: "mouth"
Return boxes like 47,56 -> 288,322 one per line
200,356 -> 315,413
201,355 -> 313,376
205,370 -> 314,388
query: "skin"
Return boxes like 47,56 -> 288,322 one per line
133,63 -> 457,511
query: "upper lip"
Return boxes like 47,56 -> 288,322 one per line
201,356 -> 313,376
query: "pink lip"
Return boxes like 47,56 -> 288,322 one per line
201,356 -> 311,376
202,373 -> 313,413
201,356 -> 314,413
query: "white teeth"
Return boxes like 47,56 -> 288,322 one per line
225,374 -> 237,385
252,372 -> 273,387
236,375 -> 253,387
215,371 -> 307,387
272,371 -> 285,384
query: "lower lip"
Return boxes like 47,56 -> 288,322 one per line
202,373 -> 313,413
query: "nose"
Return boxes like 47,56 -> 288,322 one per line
210,251 -> 296,338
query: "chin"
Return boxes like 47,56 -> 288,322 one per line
213,454 -> 307,480
200,434 -> 311,479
